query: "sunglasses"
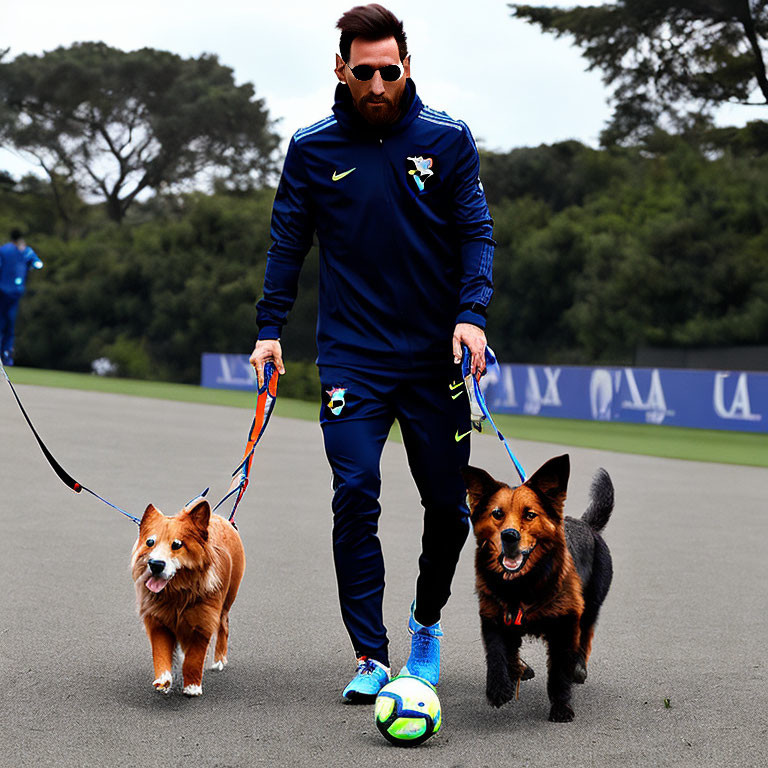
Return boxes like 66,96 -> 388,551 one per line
345,61 -> 405,82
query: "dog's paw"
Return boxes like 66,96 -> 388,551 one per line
486,677 -> 516,708
211,657 -> 228,672
153,671 -> 172,694
573,660 -> 588,684
183,684 -> 203,697
548,702 -> 575,722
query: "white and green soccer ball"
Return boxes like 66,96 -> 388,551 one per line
374,675 -> 442,747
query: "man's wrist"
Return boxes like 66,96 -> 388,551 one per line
455,309 -> 487,329
257,325 -> 282,341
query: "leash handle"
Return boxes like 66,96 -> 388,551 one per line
211,361 -> 280,523
461,347 -> 527,484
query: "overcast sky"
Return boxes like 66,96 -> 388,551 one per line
0,0 -> 751,179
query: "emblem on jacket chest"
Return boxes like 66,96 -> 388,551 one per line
406,155 -> 436,192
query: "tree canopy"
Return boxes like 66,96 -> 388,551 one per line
4,136 -> 766,384
510,1 -> 768,144
0,43 -> 280,222
484,137 -> 768,363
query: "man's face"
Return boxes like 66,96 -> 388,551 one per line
335,36 -> 410,126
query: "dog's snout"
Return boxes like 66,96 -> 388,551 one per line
148,559 -> 166,575
500,529 -> 521,548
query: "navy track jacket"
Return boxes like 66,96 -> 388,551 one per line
256,79 -> 494,373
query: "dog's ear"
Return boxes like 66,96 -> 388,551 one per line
525,454 -> 570,515
140,504 -> 163,529
462,466 -> 503,514
184,499 -> 211,538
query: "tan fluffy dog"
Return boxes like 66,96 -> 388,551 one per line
131,498 -> 245,696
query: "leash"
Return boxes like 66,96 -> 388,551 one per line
1,361 -> 141,524
2,360 -> 280,527
462,346 -> 527,483
212,361 -> 279,525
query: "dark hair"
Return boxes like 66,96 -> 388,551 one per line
337,4 -> 408,63
10,228 -> 23,241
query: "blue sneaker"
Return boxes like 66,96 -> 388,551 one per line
342,656 -> 390,703
400,602 -> 443,685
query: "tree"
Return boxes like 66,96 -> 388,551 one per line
0,43 -> 281,222
510,1 -> 768,144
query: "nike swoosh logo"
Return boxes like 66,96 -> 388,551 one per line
449,381 -> 463,391
455,429 -> 472,442
332,168 -> 356,181
451,391 -> 464,400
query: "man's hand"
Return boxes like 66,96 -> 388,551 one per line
452,323 -> 487,380
249,339 -> 286,388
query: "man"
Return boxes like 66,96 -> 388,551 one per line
0,229 -> 43,366
250,3 -> 494,701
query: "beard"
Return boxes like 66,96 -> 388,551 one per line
353,92 -> 403,125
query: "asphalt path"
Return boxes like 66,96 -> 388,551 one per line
1,384 -> 766,768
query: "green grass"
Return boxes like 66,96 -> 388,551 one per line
5,367 -> 766,467
491,412 -> 766,468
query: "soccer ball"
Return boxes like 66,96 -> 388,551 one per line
374,675 -> 442,747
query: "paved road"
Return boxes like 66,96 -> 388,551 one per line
1,384 -> 766,767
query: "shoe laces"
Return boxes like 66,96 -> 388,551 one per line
356,656 -> 378,675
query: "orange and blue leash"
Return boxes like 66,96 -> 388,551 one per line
212,361 -> 280,526
2,360 -> 279,527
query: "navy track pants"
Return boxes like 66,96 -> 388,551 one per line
0,292 -> 21,361
319,364 -> 472,667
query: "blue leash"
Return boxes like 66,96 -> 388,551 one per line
461,347 -> 527,483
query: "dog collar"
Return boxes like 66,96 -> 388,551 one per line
504,607 -> 524,626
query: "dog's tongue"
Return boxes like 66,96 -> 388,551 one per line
146,576 -> 168,593
504,553 -> 524,571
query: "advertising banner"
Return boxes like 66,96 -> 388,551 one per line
201,353 -> 257,391
481,364 -> 767,433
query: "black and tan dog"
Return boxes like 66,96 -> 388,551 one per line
463,454 -> 613,722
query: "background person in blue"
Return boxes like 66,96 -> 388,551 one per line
0,229 -> 43,366
250,3 -> 494,702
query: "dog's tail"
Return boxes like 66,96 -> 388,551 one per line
581,468 -> 614,533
